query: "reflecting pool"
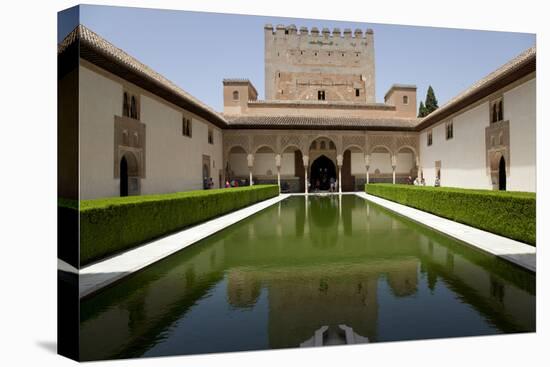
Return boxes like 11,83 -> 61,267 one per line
80,195 -> 535,360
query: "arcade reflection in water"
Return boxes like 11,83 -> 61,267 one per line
79,195 -> 535,361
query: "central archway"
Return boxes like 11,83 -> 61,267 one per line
310,155 -> 336,191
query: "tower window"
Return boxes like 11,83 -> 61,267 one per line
403,95 -> 409,105
355,88 -> 360,97
232,90 -> 239,100
318,90 -> 326,100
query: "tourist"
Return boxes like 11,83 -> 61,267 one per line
407,175 -> 413,184
413,177 -> 420,185
208,177 -> 214,189
330,177 -> 335,192
421,178 -> 426,186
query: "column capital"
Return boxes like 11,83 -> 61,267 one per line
247,154 -> 254,168
391,154 -> 397,168
336,154 -> 343,167
302,155 -> 309,167
364,153 -> 370,167
275,154 -> 281,167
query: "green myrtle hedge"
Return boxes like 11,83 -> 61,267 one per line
365,184 -> 536,246
65,185 -> 279,265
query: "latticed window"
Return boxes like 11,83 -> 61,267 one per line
318,90 -> 326,100
130,95 -> 138,119
122,92 -> 130,117
427,130 -> 433,146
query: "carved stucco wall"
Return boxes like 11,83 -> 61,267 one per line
223,130 -> 419,167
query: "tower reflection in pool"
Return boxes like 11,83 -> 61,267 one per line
79,195 -> 535,361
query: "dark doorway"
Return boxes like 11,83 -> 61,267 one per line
120,156 -> 129,197
498,156 -> 506,191
341,150 -> 354,192
310,155 -> 336,191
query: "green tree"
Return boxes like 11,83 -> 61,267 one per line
418,101 -> 427,117
424,85 -> 439,114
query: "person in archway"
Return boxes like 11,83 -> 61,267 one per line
329,176 -> 335,192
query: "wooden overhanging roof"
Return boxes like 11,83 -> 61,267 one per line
59,25 -> 536,132
59,25 -> 228,128
416,46 -> 536,130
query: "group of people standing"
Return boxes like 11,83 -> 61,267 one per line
407,175 -> 427,186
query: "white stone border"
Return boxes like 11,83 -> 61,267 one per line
355,192 -> 536,272
77,194 -> 290,298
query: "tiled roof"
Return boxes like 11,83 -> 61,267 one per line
248,99 -> 394,110
225,115 -> 420,130
59,25 -> 227,126
418,46 -> 536,129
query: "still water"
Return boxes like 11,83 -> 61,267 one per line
80,195 -> 535,360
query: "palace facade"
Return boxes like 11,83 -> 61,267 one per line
58,24 -> 536,200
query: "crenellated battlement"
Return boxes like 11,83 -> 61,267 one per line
264,24 -> 374,40
264,23 -> 376,103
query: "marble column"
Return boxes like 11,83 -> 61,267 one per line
391,154 -> 396,184
364,154 -> 370,185
337,154 -> 343,194
303,155 -> 309,194
275,154 -> 281,193
247,153 -> 254,186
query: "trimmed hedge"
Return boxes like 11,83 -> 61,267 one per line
365,184 -> 536,246
64,185 -> 279,266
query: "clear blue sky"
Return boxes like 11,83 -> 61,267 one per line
59,5 -> 535,113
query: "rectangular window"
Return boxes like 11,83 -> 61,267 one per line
490,98 -> 504,123
182,117 -> 192,137
355,88 -> 360,97
427,130 -> 433,146
445,121 -> 453,140
208,128 -> 214,144
318,90 -> 326,100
